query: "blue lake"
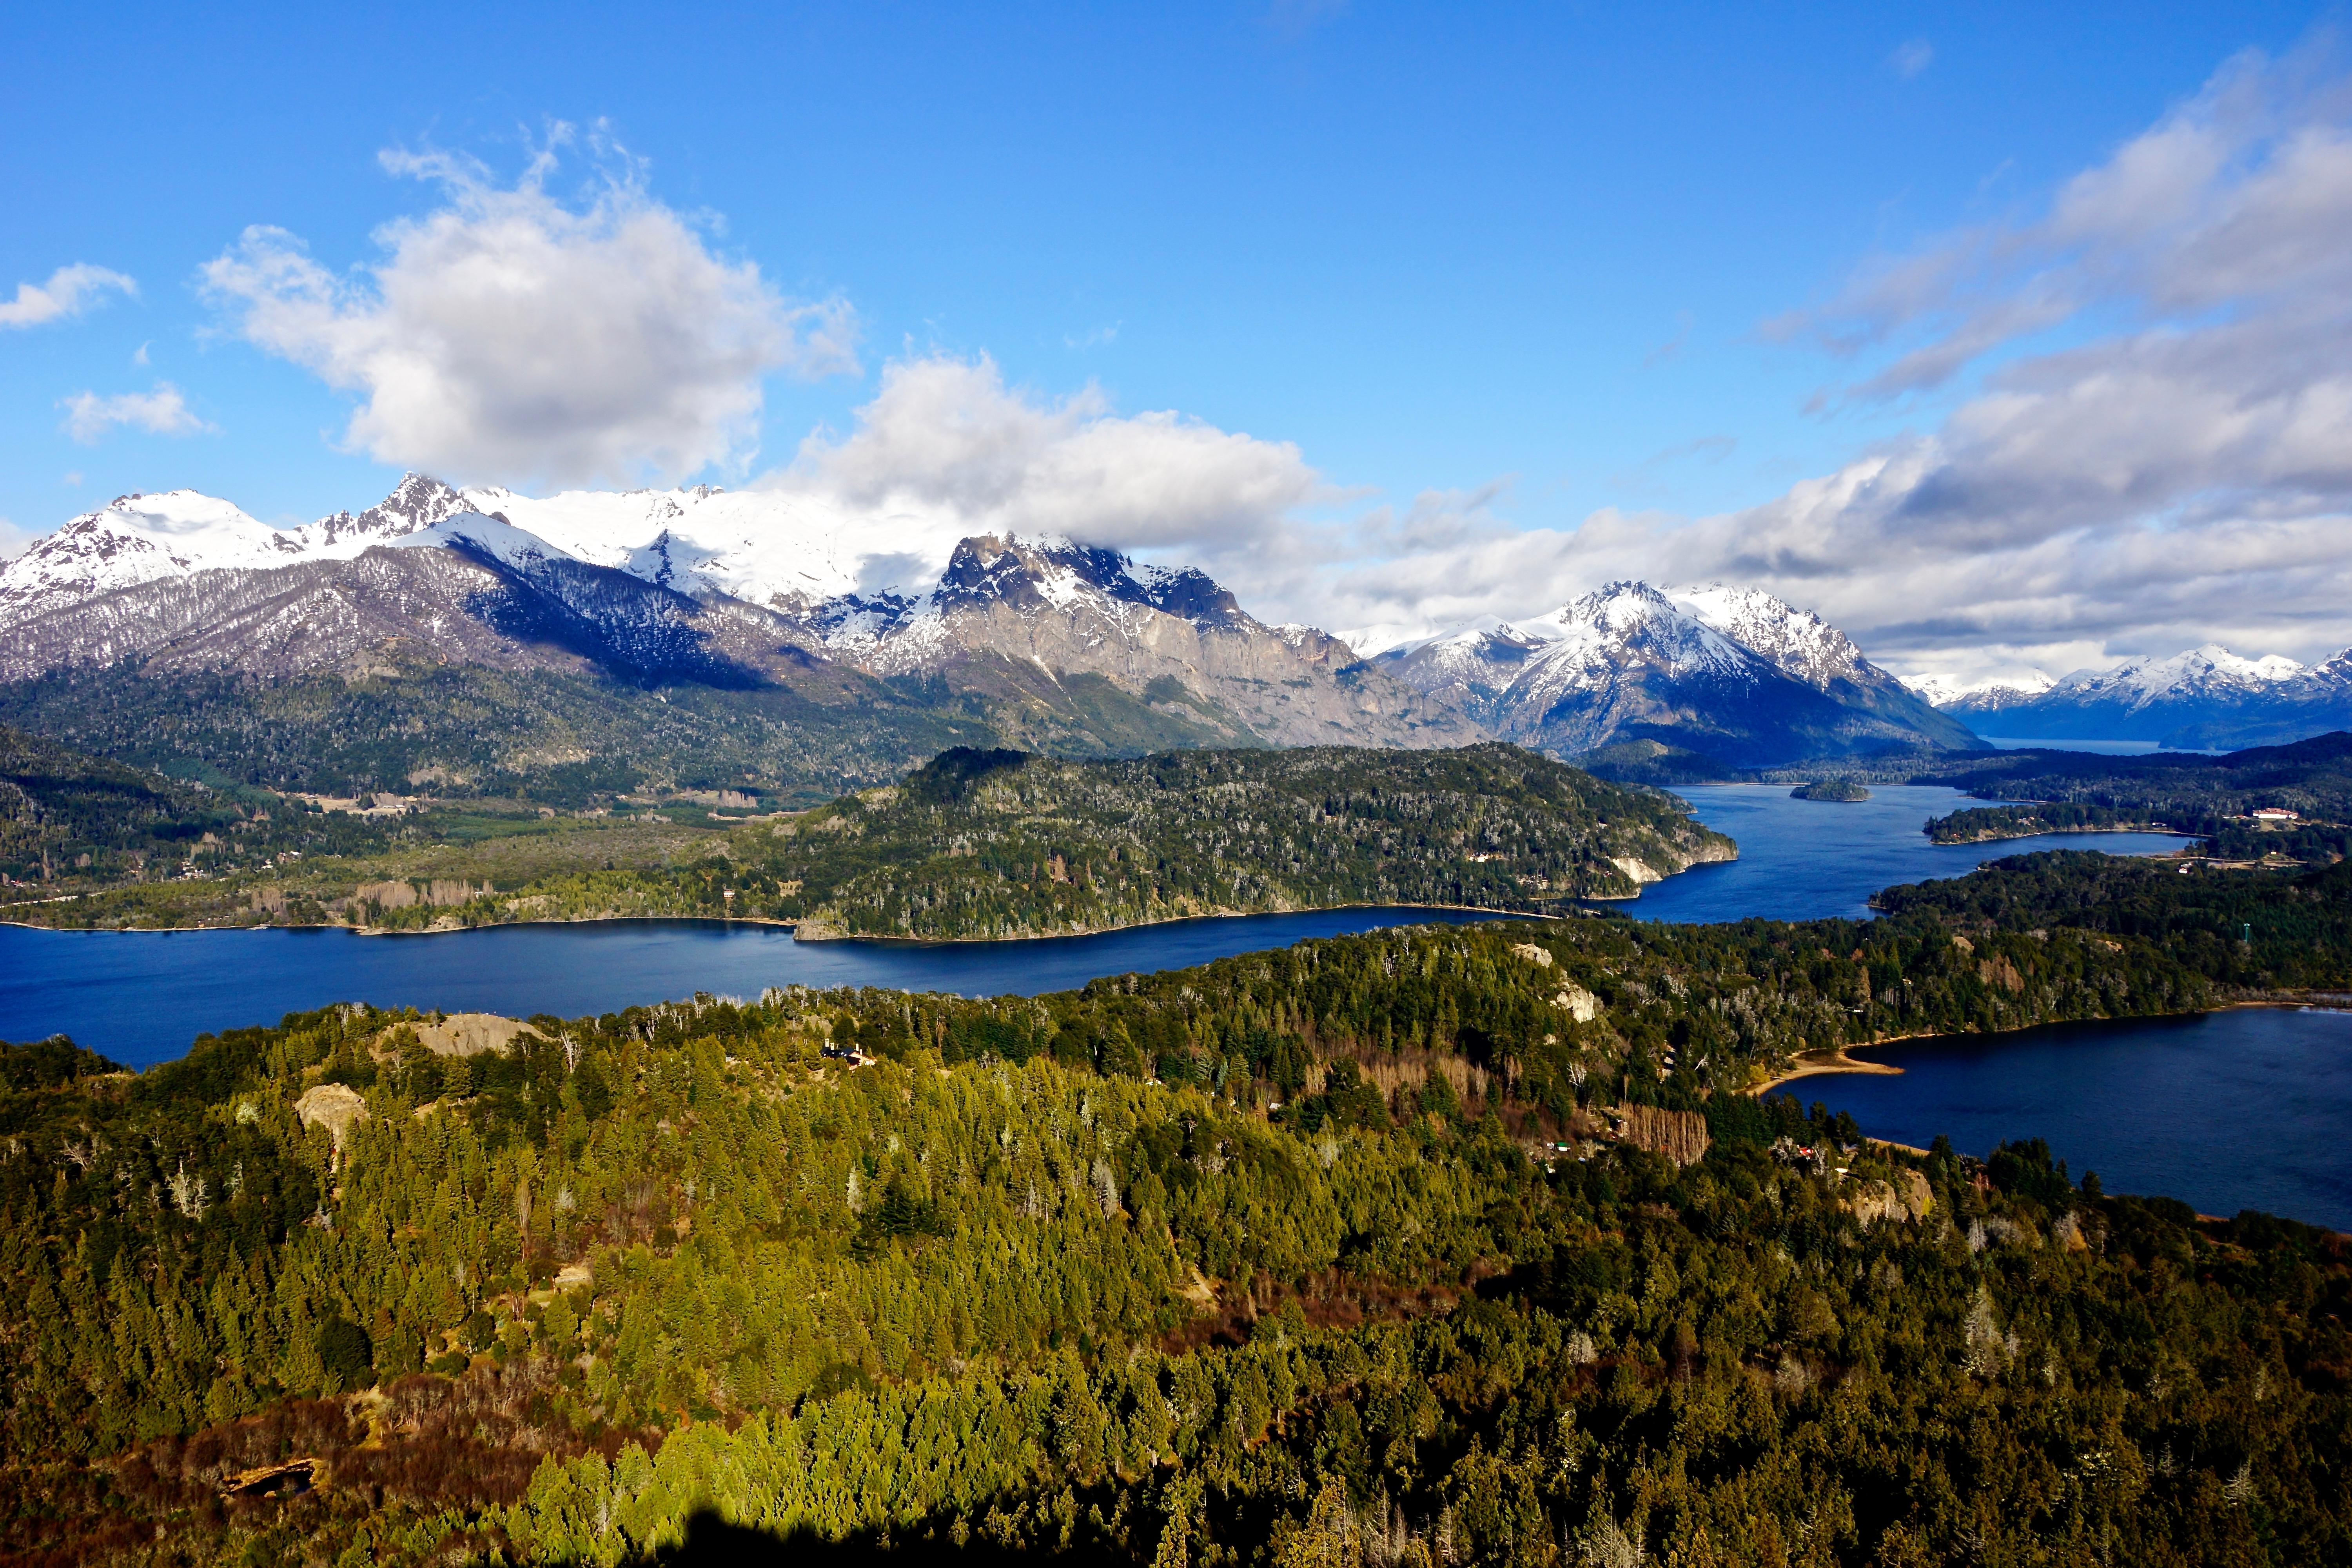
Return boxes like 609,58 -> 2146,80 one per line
2,782 -> 2181,1067
0,906 -> 1523,1069
1806,1008 -> 2352,1234
1605,783 -> 2185,925
3,779 -> 2341,1226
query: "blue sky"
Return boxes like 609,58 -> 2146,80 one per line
5,2 -> 2349,678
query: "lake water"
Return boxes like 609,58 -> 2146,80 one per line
4,782 -> 2337,1225
1606,784 -> 2185,925
1805,1008 -> 2352,1233
0,907 -> 1524,1068
0,782 -> 2189,1067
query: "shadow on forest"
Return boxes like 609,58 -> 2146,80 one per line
579,1508 -> 1135,1565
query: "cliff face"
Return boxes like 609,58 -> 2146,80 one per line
854,537 -> 1479,749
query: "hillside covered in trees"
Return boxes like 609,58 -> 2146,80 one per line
760,744 -> 1734,940
1919,731 -> 2352,863
0,655 -> 1247,811
2,851 -> 2347,1564
5,744 -> 1734,939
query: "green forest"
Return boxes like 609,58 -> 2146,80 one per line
1918,732 -> 2352,862
0,653 -> 1256,812
3,850 -> 2347,1564
4,741 -> 1731,940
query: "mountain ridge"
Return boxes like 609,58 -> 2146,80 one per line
1374,581 -> 1981,768
0,479 -> 1477,758
1929,641 -> 2352,747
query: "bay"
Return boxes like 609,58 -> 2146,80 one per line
1805,1008 -> 2352,1233
1604,783 -> 2185,924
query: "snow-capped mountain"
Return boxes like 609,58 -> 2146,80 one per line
1902,670 -> 2055,710
1373,582 -> 1979,768
1937,643 -> 2352,748
0,477 -> 1475,752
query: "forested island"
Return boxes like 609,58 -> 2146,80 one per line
2,849 -> 2347,1564
1789,779 -> 1869,802
1919,731 -> 2352,862
4,740 -> 1733,940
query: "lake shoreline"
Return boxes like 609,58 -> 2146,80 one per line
1750,993 -> 2352,1098
3,899 -> 1563,945
1926,822 -> 2195,846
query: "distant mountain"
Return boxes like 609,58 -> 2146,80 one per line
0,478 -> 1475,760
1902,670 -> 2054,710
1935,643 -> 2352,748
1372,581 -> 1981,770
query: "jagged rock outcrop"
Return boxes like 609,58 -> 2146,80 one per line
293,1082 -> 368,1157
1841,1169 -> 1934,1226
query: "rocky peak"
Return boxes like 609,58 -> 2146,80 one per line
928,534 -> 1250,632
304,474 -> 473,550
1670,583 -> 1870,691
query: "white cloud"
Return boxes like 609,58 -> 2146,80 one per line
1254,41 -> 2352,678
202,127 -> 855,488
773,353 -> 1324,553
57,383 -> 211,444
1890,40 -> 1934,80
0,264 -> 136,329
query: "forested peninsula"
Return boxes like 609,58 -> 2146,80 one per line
1918,731 -> 2352,862
4,741 -> 1733,940
4,849 -> 2348,1564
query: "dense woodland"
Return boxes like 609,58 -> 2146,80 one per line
685,745 -> 1726,939
0,655 -> 1249,812
2,851 -> 2347,1564
1919,732 -> 2352,862
4,743 -> 1730,940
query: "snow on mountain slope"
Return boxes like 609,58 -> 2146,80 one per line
0,492 -> 305,626
0,475 -> 995,634
1509,583 -> 1760,704
1374,580 -> 1981,764
2046,644 -> 2305,709
1904,670 -> 2055,708
452,483 -> 975,612
379,511 -> 581,576
1668,584 -> 1868,690
1938,642 -> 2348,745
0,475 -> 1477,752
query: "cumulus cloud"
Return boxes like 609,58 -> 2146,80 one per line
0,264 -> 135,329
203,128 -> 855,487
57,383 -> 211,444
773,353 -> 1324,557
1268,41 -> 2352,676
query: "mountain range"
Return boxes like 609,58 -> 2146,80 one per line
1918,643 -> 2352,750
0,478 -> 1474,773
1368,581 -> 1980,769
15,476 -> 2343,790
